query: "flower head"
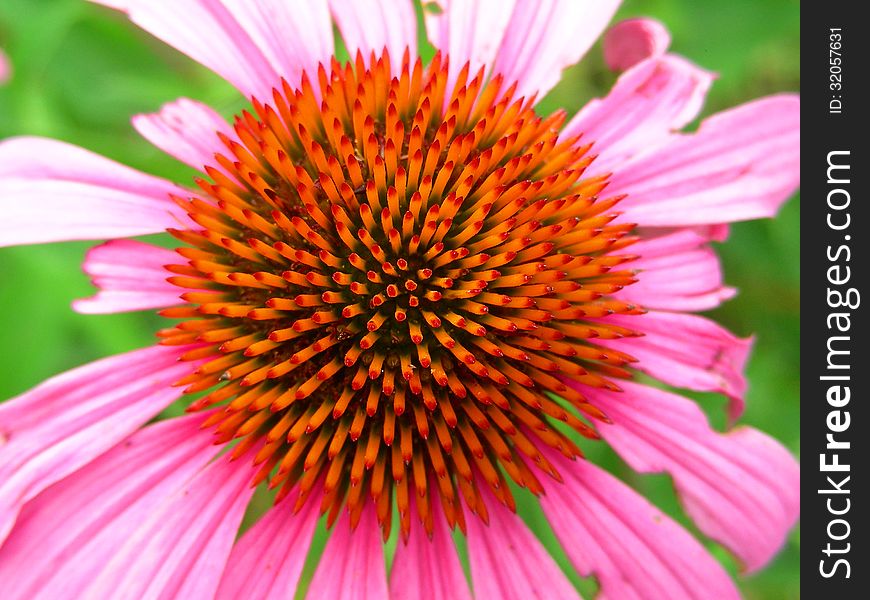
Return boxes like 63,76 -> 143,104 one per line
0,2 -> 799,599
160,50 -> 646,534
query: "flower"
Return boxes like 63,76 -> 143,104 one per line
0,1 -> 799,599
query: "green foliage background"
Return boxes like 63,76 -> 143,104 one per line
0,1 -> 799,598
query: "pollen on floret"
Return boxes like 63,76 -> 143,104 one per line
157,47 -> 643,540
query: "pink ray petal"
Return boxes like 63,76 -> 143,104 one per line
0,137 -> 191,247
0,47 -> 10,85
610,94 -> 800,226
0,343 -> 199,544
0,137 -> 179,196
425,0 -> 619,100
216,487 -> 321,600
75,451 -> 256,599
564,55 -> 713,173
329,0 -> 418,63
219,0 -> 334,90
491,0 -> 620,101
603,18 -> 671,71
578,381 -> 800,573
540,448 -> 740,600
466,485 -> 581,600
597,311 -> 752,420
0,414 -> 220,599
695,223 -> 731,242
423,0 -> 516,91
91,0 -> 333,99
636,224 -> 731,243
390,485 -> 471,600
73,239 -> 182,314
309,504 -> 388,600
133,97 -> 234,171
617,229 -> 735,312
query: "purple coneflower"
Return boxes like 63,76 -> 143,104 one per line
0,1 -> 799,598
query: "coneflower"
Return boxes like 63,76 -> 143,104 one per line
0,2 -> 799,599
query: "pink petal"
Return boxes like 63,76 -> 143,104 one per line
492,0 -> 620,101
0,344 -> 195,543
91,0 -> 333,98
390,487 -> 471,600
0,414 -> 220,599
696,223 -> 731,242
0,47 -> 11,85
132,97 -> 234,170
580,381 -> 800,573
466,485 -> 581,600
329,0 -> 418,63
77,450 -> 256,599
609,94 -> 801,226
540,449 -> 740,600
216,487 -> 321,600
220,0 -> 334,90
423,0 -> 516,91
425,0 -> 619,100
0,137 -> 189,247
564,55 -> 713,174
0,137 -> 177,196
618,229 -> 735,312
309,504 -> 388,600
603,18 -> 671,71
598,311 -> 752,420
636,224 -> 732,243
73,240 -> 182,314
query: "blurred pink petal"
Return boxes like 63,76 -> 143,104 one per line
599,311 -> 752,420
91,0 -> 333,98
425,0 -> 620,100
541,448 -> 740,600
0,48 -> 10,84
309,505 -> 388,600
619,229 -> 735,311
604,18 -> 671,71
133,97 -> 234,170
0,414 -> 219,599
0,344 -> 198,543
329,0 -> 418,62
610,95 -> 800,226
0,137 -> 191,247
216,487 -> 321,600
73,240 -> 181,314
390,488 -> 471,600
582,381 -> 801,572
564,55 -> 713,173
696,223 -> 731,242
467,485 -> 581,600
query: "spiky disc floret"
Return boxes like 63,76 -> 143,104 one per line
158,49 -> 643,539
